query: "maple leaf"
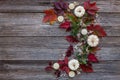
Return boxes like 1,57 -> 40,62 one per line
54,70 -> 61,77
43,9 -> 57,24
66,35 -> 79,43
65,45 -> 73,57
58,57 -> 70,74
80,62 -> 93,72
84,0 -> 99,15
54,0 -> 68,15
87,24 -> 107,37
45,62 -> 53,71
60,21 -> 71,31
88,53 -> 99,63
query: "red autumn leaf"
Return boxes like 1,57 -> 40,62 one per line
66,35 -> 79,43
84,0 -> 99,15
43,9 -> 57,24
63,66 -> 70,74
45,61 -> 53,71
60,21 -> 71,31
64,57 -> 69,64
58,57 -> 69,73
54,70 -> 61,77
80,62 -> 93,72
88,53 -> 99,63
45,66 -> 53,72
66,45 -> 73,57
87,24 -> 107,37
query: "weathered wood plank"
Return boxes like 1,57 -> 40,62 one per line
0,0 -> 115,5
0,72 -> 119,80
0,46 -> 119,60
0,0 -> 119,13
0,36 -> 119,60
0,13 -> 119,37
0,37 -> 119,48
0,61 -> 120,80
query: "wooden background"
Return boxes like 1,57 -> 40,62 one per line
0,0 -> 120,80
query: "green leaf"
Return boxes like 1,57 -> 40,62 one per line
76,53 -> 88,64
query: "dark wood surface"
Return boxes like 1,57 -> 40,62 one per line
0,0 -> 120,80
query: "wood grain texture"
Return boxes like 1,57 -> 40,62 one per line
0,0 -> 120,80
0,0 -> 119,13
0,13 -> 120,37
0,37 -> 119,60
0,61 -> 120,80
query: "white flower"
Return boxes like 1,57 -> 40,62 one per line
81,29 -> 88,35
74,43 -> 82,53
69,3 -> 75,10
53,63 -> 60,70
73,2 -> 79,6
77,33 -> 81,38
74,6 -> 85,17
74,43 -> 82,49
77,71 -> 81,74
80,20 -> 86,27
57,16 -> 64,22
87,35 -> 99,47
68,71 -> 76,78
68,59 -> 80,71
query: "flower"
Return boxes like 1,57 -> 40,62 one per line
74,6 -> 85,17
73,2 -> 79,6
68,71 -> 76,77
68,59 -> 80,71
77,33 -> 81,38
87,35 -> 99,47
81,29 -> 88,35
57,16 -> 64,22
74,43 -> 82,53
77,71 -> 81,74
69,3 -> 75,10
53,63 -> 60,70
54,0 -> 68,15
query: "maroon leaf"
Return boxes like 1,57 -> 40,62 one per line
53,0 -> 68,15
58,57 -> 69,72
60,21 -> 71,31
66,45 -> 73,57
48,61 -> 53,66
66,35 -> 79,43
84,0 -> 99,15
88,53 -> 99,63
45,66 -> 53,71
87,24 -> 107,37
80,62 -> 93,73
45,61 -> 53,71
63,66 -> 70,74
54,70 -> 61,77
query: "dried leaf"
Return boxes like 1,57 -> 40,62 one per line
88,53 -> 99,63
87,24 -> 107,37
60,21 -> 71,31
66,45 -> 73,57
43,9 -> 57,24
84,0 -> 99,15
80,62 -> 93,72
66,35 -> 79,43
